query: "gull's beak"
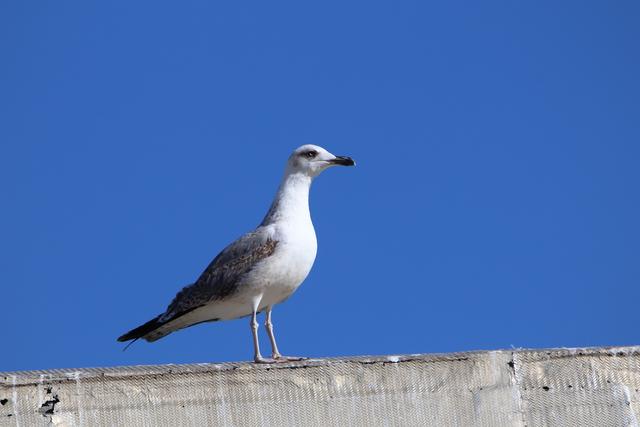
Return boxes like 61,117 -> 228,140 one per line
329,156 -> 356,166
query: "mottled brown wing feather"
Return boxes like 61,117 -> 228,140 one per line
159,229 -> 277,323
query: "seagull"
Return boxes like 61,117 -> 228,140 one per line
117,145 -> 355,363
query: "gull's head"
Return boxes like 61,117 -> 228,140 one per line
286,144 -> 355,178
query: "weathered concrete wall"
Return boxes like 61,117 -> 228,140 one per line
2,346 -> 640,426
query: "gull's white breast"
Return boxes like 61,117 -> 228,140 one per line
251,219 -> 317,310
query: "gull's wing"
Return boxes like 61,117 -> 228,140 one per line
117,227 -> 277,344
160,227 -> 277,322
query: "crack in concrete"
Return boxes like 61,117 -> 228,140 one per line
508,351 -> 528,427
39,391 -> 60,422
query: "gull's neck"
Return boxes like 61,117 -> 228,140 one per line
261,171 -> 312,226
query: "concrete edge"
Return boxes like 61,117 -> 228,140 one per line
3,345 -> 640,386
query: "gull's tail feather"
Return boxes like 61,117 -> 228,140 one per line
118,315 -> 168,349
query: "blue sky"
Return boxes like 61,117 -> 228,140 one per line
1,2 -> 639,372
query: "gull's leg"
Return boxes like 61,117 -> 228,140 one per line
264,306 -> 306,362
264,306 -> 282,358
251,298 -> 274,364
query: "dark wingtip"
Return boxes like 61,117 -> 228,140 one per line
117,315 -> 163,343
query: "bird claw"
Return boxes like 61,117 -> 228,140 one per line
253,354 -> 308,364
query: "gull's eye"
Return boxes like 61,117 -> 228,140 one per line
302,150 -> 318,159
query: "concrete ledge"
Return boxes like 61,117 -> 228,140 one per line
2,346 -> 640,426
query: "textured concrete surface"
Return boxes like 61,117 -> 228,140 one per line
2,346 -> 640,426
